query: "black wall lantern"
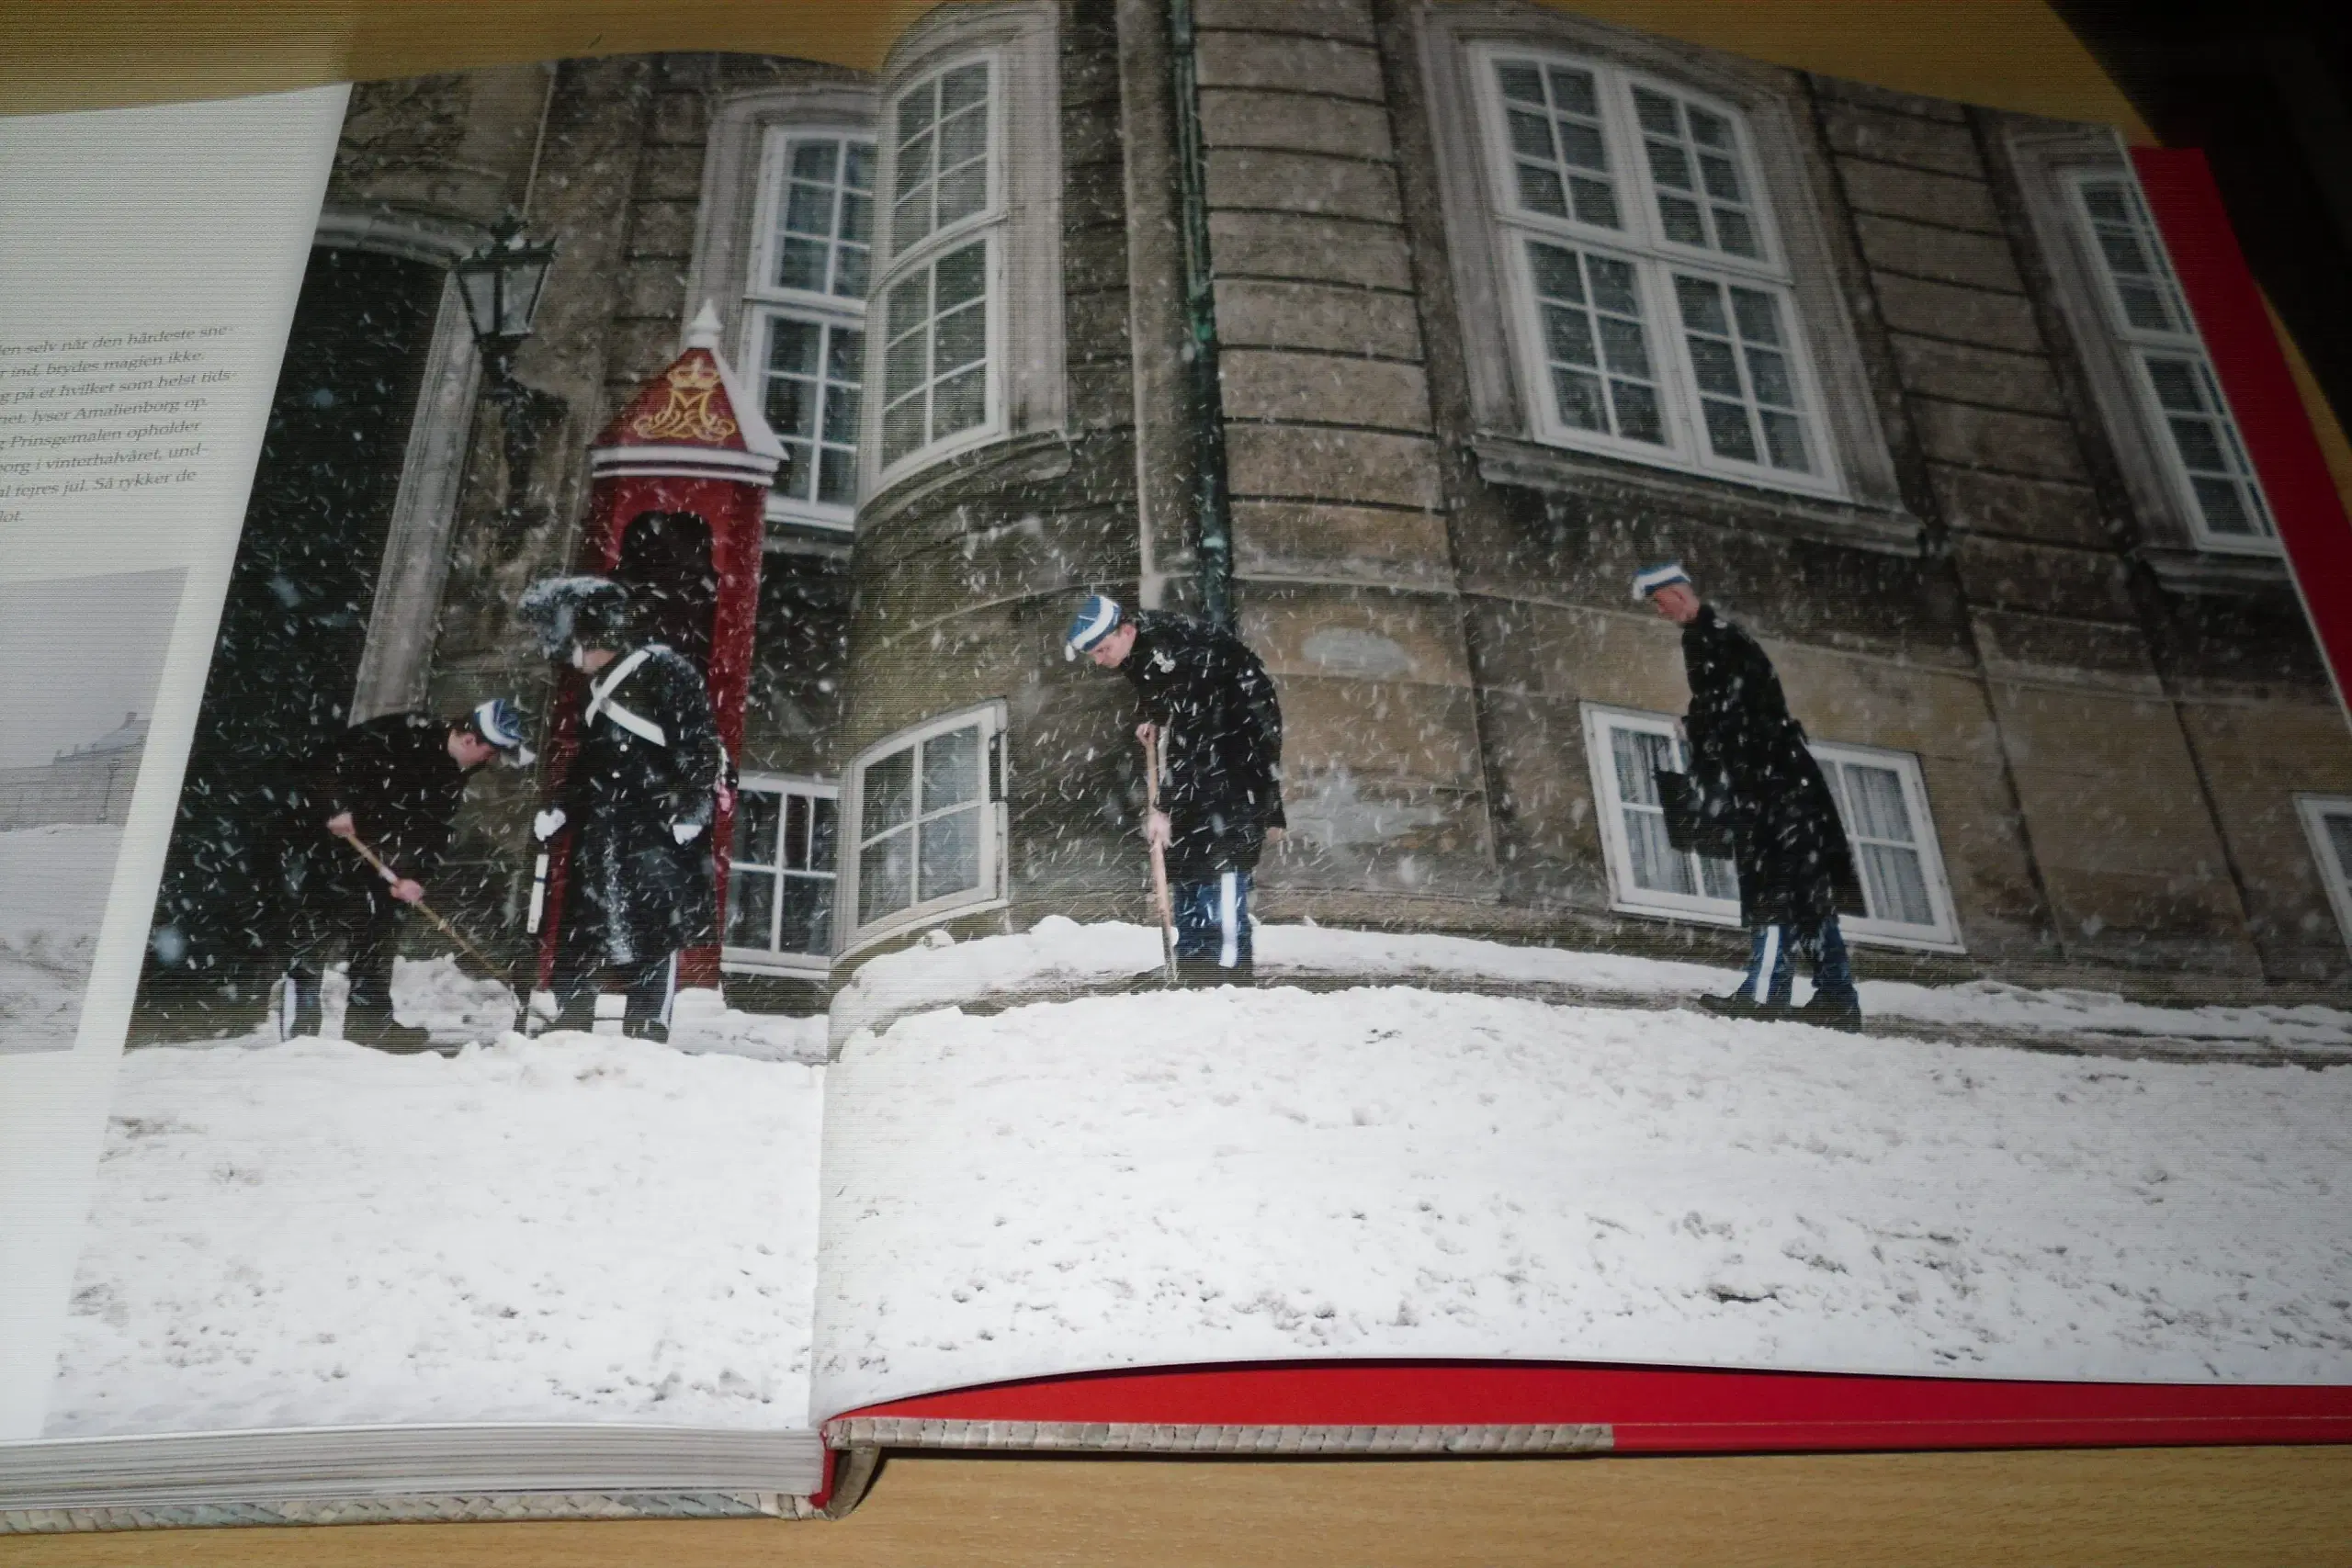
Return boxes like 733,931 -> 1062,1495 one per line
454,214 -> 557,396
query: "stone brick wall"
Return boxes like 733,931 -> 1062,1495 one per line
1193,0 -> 1499,921
1807,75 -> 2259,976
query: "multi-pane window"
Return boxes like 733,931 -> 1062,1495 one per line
843,704 -> 1006,944
890,62 -> 990,253
880,241 -> 989,466
723,778 -> 838,975
1674,276 -> 1812,474
1583,707 -> 1740,919
1499,60 -> 1622,228
748,130 -> 873,528
2071,173 -> 2275,551
1811,742 -> 1955,945
1634,86 -> 1761,259
762,317 -> 864,514
771,136 -> 873,298
872,57 -> 1000,479
1483,52 -> 1838,494
1583,706 -> 1962,950
1527,243 -> 1663,446
2296,795 -> 2352,957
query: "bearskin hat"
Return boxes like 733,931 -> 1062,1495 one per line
516,575 -> 634,660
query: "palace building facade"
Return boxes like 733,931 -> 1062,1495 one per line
152,0 -> 2352,1012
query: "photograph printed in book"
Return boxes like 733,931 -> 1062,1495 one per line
19,0 -> 2352,1495
0,570 -> 181,1055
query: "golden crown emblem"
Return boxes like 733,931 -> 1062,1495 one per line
667,356 -> 722,392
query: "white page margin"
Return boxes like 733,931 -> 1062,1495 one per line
0,85 -> 349,1439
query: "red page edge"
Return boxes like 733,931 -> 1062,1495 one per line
820,1359 -> 2352,1475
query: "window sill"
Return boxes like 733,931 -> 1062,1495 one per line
837,896 -> 1011,964
1609,898 -> 1964,954
2136,544 -> 2291,596
855,430 -> 1075,535
1472,434 -> 1926,557
722,950 -> 831,979
763,513 -> 856,559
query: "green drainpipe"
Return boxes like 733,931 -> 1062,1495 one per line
1168,0 -> 1234,629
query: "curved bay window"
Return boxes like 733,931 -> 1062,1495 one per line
840,703 -> 1007,951
747,127 -> 874,529
872,55 -> 1001,479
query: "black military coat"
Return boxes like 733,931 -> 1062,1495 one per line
1121,612 -> 1286,881
307,713 -> 467,885
1679,605 -> 1863,928
560,644 -> 727,965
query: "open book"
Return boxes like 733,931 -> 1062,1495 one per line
7,0 -> 2352,1533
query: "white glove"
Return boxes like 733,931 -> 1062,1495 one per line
532,807 -> 566,841
672,820 -> 705,845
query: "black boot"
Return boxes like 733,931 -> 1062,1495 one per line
344,1001 -> 434,1054
1796,992 -> 1864,1032
542,990 -> 598,1035
1697,990 -> 1787,1021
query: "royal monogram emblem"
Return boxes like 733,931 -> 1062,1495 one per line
625,353 -> 738,446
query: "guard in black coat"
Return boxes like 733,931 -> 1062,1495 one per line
520,576 -> 727,1040
1069,594 -> 1285,985
1636,561 -> 1864,1030
277,698 -> 529,1047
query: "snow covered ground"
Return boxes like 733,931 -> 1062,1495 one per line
831,916 -> 2352,1056
48,913 -> 2352,1436
0,823 -> 121,1054
384,955 -> 829,1063
46,1032 -> 826,1437
811,980 -> 2352,1416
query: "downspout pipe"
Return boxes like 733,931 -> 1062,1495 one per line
1168,0 -> 1235,629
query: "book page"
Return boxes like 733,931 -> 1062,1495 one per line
4,73 -> 831,1448
796,4 -> 2352,1422
0,87 -> 348,1440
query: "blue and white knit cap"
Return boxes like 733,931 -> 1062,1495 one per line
469,696 -> 535,763
1631,560 -> 1693,600
1064,593 -> 1124,660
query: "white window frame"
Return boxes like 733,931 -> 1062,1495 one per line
743,125 -> 875,531
866,51 -> 1007,487
1582,704 -> 1745,926
2296,794 -> 2352,958
2065,168 -> 2277,556
2006,127 -> 2284,576
837,700 -> 1009,954
1469,43 -> 1844,499
682,81 -> 877,535
859,0 -> 1063,511
1810,738 -> 1964,952
1417,9 -> 1913,538
1583,704 -> 1964,951
721,773 -> 840,978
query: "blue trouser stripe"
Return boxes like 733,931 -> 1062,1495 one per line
1173,871 -> 1252,967
1739,917 -> 1858,1008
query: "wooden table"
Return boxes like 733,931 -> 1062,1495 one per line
3,1448 -> 2351,1565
